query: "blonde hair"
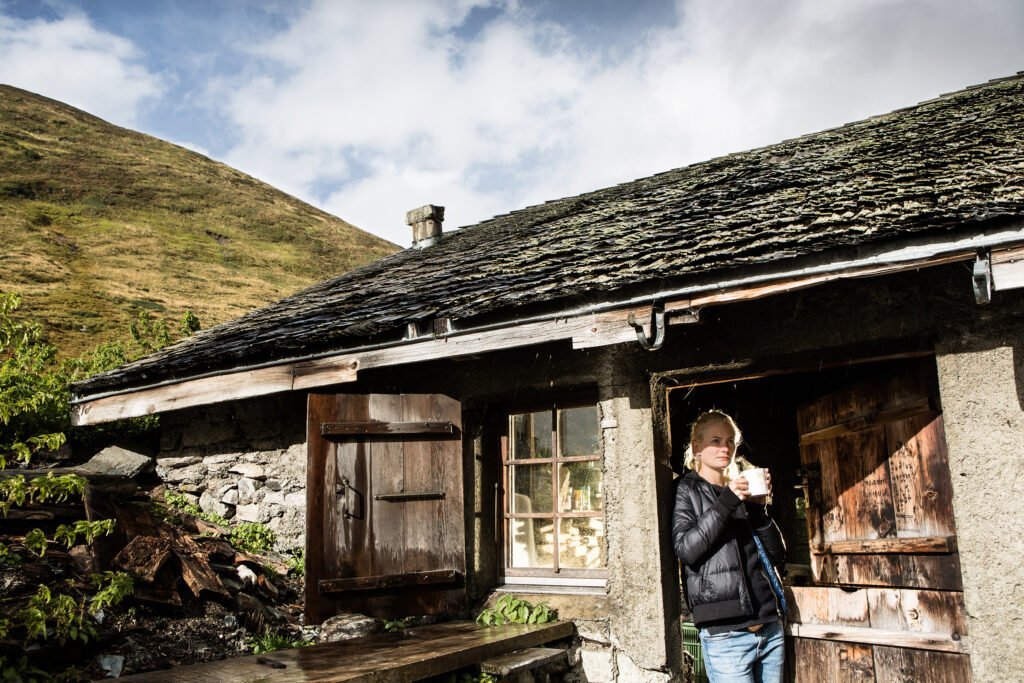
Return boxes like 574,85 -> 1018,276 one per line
683,410 -> 743,473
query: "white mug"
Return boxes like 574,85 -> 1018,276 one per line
743,468 -> 769,497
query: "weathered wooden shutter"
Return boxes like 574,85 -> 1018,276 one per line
790,362 -> 971,681
305,393 -> 465,625
796,365 -> 960,590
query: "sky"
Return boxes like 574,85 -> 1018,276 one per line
1,1 -> 1023,247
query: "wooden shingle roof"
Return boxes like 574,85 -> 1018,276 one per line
74,73 -> 1024,396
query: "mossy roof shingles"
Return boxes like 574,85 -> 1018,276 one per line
76,74 -> 1024,395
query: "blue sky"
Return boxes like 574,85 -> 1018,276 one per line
2,0 -> 1023,245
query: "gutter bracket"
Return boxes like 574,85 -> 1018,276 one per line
628,307 -> 666,351
973,251 -> 992,305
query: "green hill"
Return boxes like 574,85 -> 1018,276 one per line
0,84 -> 398,357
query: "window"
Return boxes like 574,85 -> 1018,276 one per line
502,403 -> 606,580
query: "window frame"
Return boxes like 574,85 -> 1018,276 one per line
499,397 -> 607,581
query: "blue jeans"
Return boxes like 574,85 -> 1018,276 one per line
698,621 -> 784,683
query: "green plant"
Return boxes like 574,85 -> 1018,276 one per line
163,489 -> 229,527
0,473 -> 86,516
383,616 -> 424,632
88,571 -> 133,613
476,594 -> 555,627
248,631 -> 308,654
18,584 -> 96,644
231,522 -> 276,554
53,519 -> 116,549
285,548 -> 304,576
23,528 -> 48,557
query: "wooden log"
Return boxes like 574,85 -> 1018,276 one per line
174,548 -> 229,600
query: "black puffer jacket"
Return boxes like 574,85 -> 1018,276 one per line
672,470 -> 786,626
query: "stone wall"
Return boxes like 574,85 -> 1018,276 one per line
156,392 -> 307,550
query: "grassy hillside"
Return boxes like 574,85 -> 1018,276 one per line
0,85 -> 398,357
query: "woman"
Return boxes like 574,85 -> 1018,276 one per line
672,410 -> 787,683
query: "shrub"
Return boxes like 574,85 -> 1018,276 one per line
231,523 -> 276,554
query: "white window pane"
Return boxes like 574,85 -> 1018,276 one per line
558,517 -> 606,569
510,518 -> 554,569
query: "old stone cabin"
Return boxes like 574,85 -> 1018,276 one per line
72,74 -> 1024,682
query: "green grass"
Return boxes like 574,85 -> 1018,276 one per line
0,85 -> 399,358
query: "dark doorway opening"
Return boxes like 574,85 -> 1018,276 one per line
665,356 -> 940,582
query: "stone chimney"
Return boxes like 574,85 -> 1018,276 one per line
406,204 -> 444,248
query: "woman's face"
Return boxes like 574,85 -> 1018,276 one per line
693,420 -> 737,472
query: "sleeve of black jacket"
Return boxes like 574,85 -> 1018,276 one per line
672,478 -> 741,566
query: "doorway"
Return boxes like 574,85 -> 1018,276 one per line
664,355 -> 971,681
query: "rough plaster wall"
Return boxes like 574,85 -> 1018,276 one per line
936,342 -> 1024,683
598,350 -> 675,681
157,393 -> 307,550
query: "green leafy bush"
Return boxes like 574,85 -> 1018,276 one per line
476,594 -> 555,627
231,522 -> 276,554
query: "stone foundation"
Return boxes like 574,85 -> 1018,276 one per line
156,393 -> 307,550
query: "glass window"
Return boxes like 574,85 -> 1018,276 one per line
504,402 -> 605,577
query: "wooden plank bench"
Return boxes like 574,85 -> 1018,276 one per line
118,620 -> 574,682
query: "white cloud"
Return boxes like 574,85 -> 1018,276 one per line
0,13 -> 161,127
210,0 -> 1024,245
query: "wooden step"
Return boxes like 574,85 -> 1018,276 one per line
480,647 -> 567,676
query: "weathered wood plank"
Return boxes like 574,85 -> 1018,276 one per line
865,589 -> 967,636
305,394 -> 341,625
322,421 -> 457,436
789,624 -> 965,653
786,586 -> 869,626
814,536 -> 956,555
480,647 -> 566,676
799,401 -> 932,445
872,645 -> 972,682
73,358 -> 358,426
117,621 -> 575,682
885,413 -> 956,539
319,570 -> 463,595
991,244 -> 1024,291
792,638 -> 875,682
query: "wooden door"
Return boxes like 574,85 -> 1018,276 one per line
790,361 -> 971,681
305,393 -> 466,624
